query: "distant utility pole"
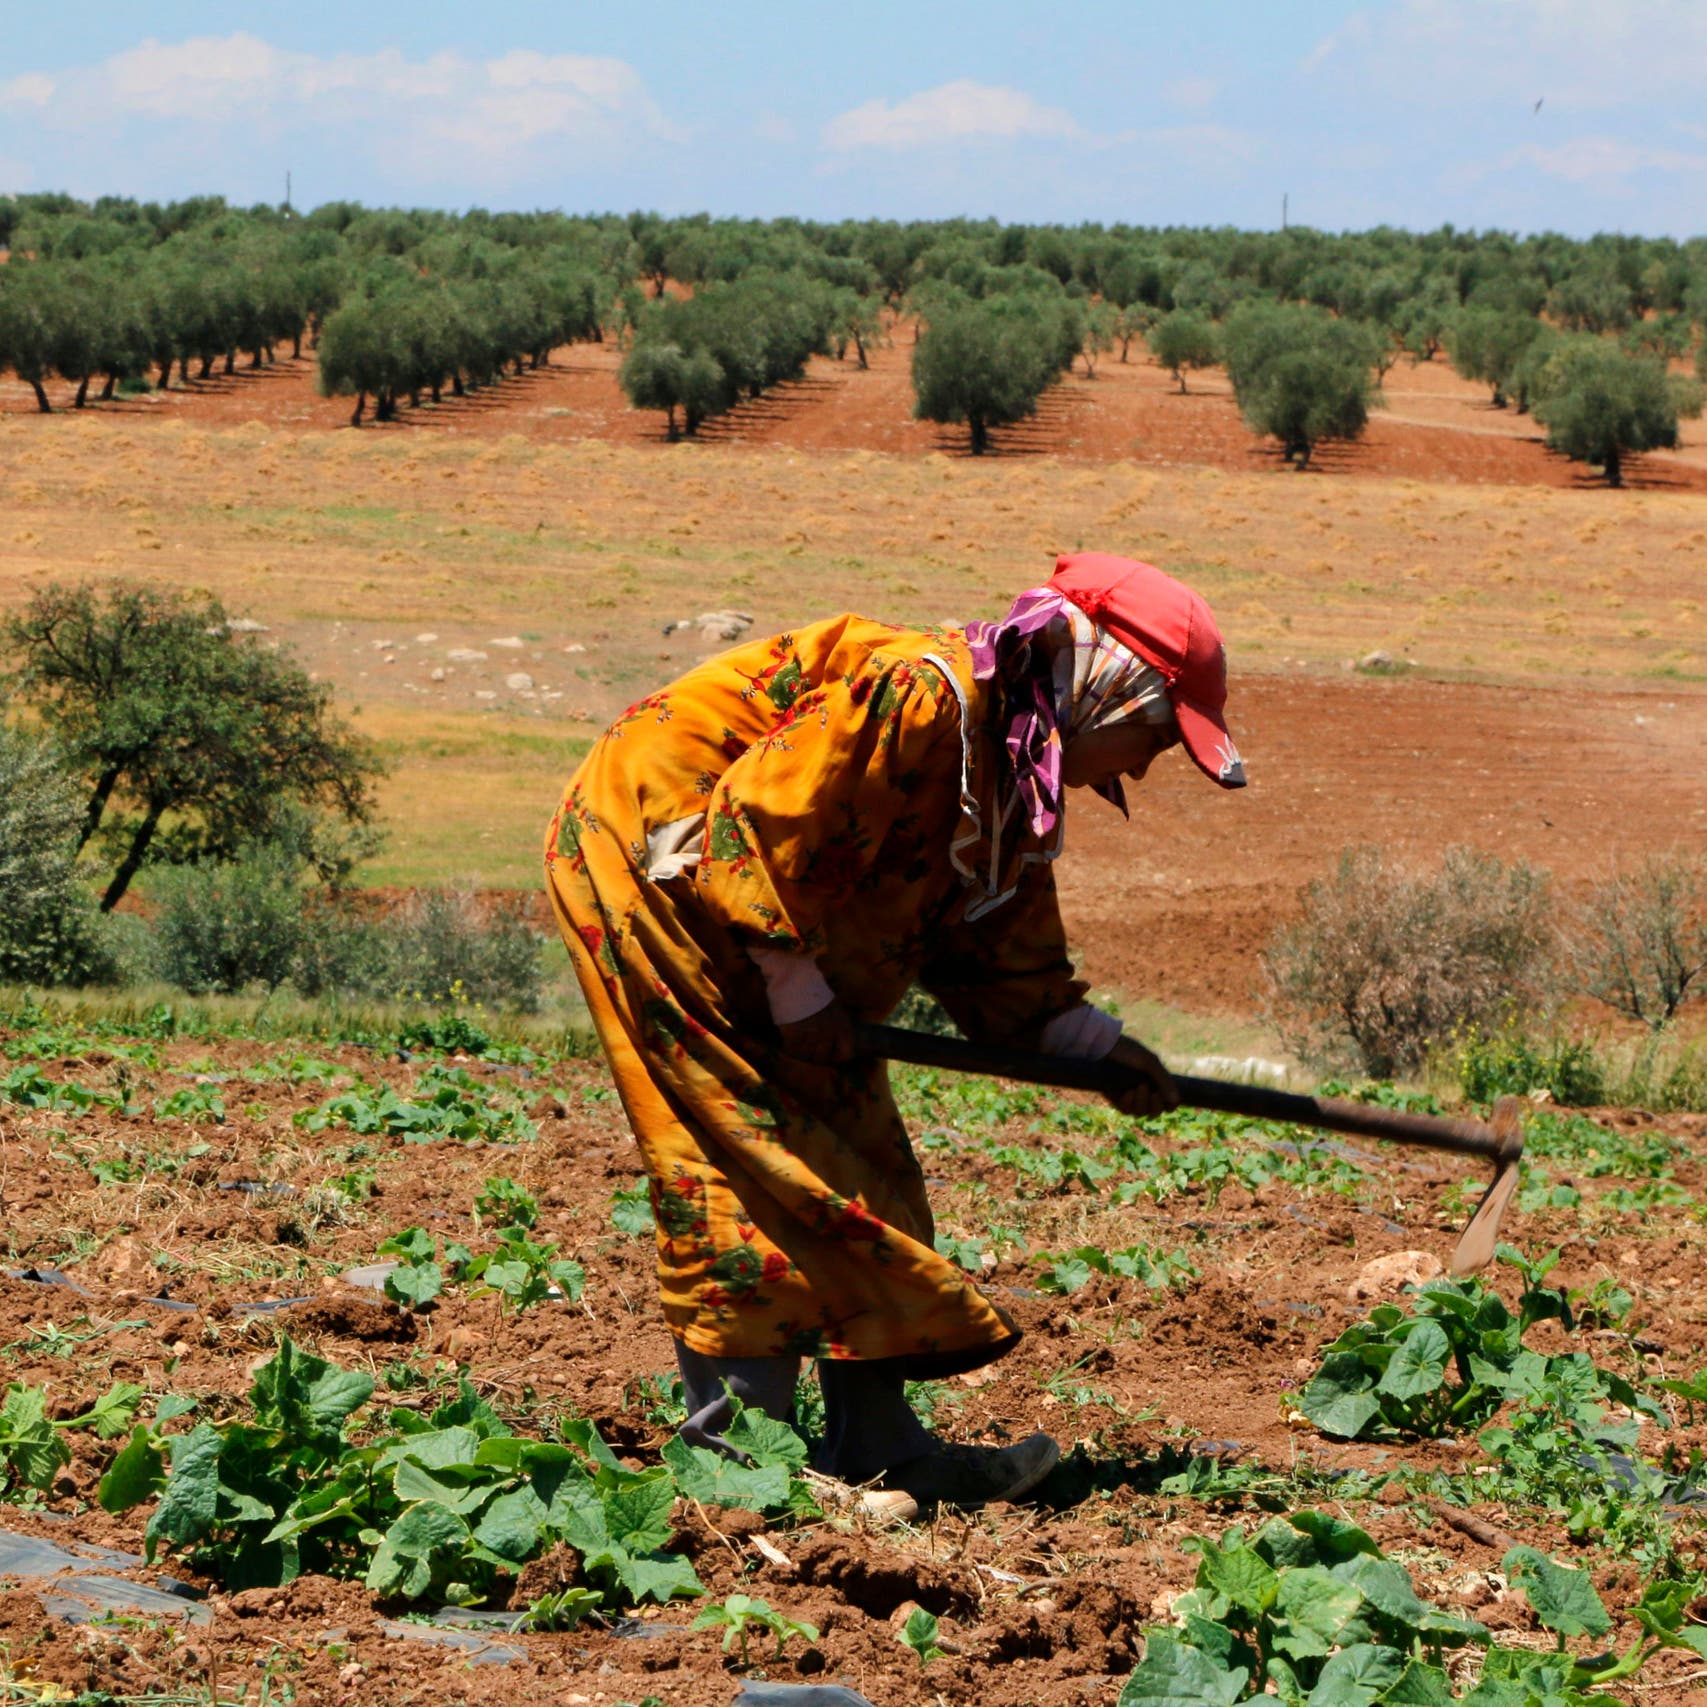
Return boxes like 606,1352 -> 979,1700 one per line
1282,192 -> 1289,231
285,170 -> 293,211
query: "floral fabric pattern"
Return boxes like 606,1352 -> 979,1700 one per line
544,615 -> 1098,1368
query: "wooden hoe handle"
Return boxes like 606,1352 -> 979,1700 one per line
856,1023 -> 1522,1166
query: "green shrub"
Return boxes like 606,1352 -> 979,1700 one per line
380,889 -> 543,1012
289,893 -> 388,1000
0,722 -> 109,985
1454,1024 -> 1605,1107
1265,845 -> 1558,1079
149,843 -> 305,995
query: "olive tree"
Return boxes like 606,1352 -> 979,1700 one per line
911,292 -> 1065,454
1147,309 -> 1218,393
1222,304 -> 1380,470
5,582 -> 382,910
1531,341 -> 1703,487
1445,309 -> 1542,408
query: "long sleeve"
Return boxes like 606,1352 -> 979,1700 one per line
693,653 -> 962,952
917,863 -> 1105,1051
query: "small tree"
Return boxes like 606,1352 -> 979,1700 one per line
1147,309 -> 1218,393
911,295 -> 1061,454
1445,309 -> 1542,408
1231,315 -> 1379,469
1531,342 -> 1703,487
1572,856 -> 1707,1030
0,265 -> 63,412
1079,301 -> 1117,378
619,340 -> 726,440
5,582 -> 382,911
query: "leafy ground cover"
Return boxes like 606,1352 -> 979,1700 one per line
0,998 -> 1705,1705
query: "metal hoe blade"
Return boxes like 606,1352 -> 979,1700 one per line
1447,1097 -> 1526,1275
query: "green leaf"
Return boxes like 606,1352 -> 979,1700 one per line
1287,1512 -> 1381,1565
1307,1644 -> 1406,1707
1186,1534 -> 1280,1616
1376,1320 -> 1451,1402
0,1385 -> 69,1490
610,1546 -> 704,1604
1117,1633 -> 1248,1707
1502,1546 -> 1611,1640
74,1382 -> 147,1441
1300,1354 -> 1383,1440
249,1337 -> 373,1449
1270,1566 -> 1367,1661
473,1487 -> 546,1563
1334,1555 -> 1486,1647
98,1426 -> 166,1513
722,1405 -> 809,1470
144,1423 -> 223,1554
661,1437 -> 790,1512
365,1500 -> 469,1601
603,1471 -> 677,1552
899,1605 -> 946,1664
391,1457 -> 501,1517
1380,1660 -> 1456,1707
377,1225 -> 436,1262
385,1261 -> 444,1309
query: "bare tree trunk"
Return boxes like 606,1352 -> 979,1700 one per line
101,372 -> 118,400
158,357 -> 173,389
1605,445 -> 1623,488
74,375 -> 90,408
970,417 -> 988,455
78,767 -> 123,849
223,350 -> 236,375
350,392 -> 366,428
30,379 -> 51,413
101,802 -> 166,912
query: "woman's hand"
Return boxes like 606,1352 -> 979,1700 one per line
1103,1034 -> 1179,1118
778,999 -> 858,1065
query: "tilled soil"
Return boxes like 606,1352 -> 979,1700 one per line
2,1032 -> 1705,1705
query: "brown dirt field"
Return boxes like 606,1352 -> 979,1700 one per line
2,399 -> 1703,1018
2,1035 -> 1706,1705
7,323 -> 1707,493
4,335 -> 1707,1702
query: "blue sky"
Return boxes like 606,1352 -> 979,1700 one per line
4,1 -> 1706,236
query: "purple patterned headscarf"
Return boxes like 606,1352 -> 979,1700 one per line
964,586 -> 1173,839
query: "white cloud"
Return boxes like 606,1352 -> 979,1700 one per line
0,72 -> 56,110
1303,0 -> 1707,107
823,80 -> 1084,151
9,33 -> 676,177
1502,135 -> 1707,185
1163,76 -> 1220,112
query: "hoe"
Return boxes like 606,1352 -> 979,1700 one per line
857,1024 -> 1524,1275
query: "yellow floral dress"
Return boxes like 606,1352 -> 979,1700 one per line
544,615 -> 1098,1374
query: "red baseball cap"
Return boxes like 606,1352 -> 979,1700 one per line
1049,552 -> 1246,789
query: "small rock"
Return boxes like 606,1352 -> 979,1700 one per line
505,672 -> 535,691
429,667 -> 446,682
225,617 -> 268,633
564,643 -> 587,654
475,690 -> 497,701
1348,1250 -> 1442,1302
888,1599 -> 924,1630
489,636 -> 525,649
1359,650 -> 1394,670
447,648 -> 487,662
414,632 -> 439,643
